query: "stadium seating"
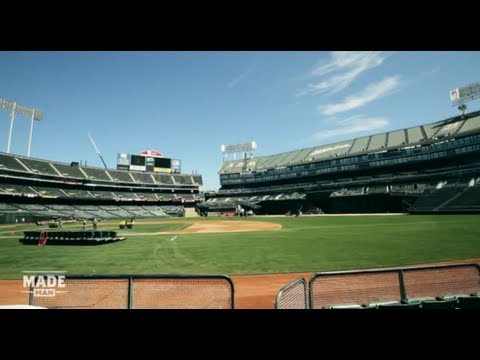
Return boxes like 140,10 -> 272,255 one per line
131,172 -> 155,184
410,180 -> 480,212
0,153 -> 201,212
18,158 -> 62,177
156,174 -> 174,185
81,167 -> 111,181
107,169 -> 135,183
0,184 -> 38,196
219,112 -> 480,176
0,153 -> 30,172
211,110 -> 480,215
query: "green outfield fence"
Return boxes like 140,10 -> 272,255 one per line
29,274 -> 234,309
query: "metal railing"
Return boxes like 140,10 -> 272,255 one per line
275,277 -> 308,309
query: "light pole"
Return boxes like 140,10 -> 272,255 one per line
450,81 -> 480,116
0,97 -> 43,156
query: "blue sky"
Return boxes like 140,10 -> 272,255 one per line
0,51 -> 479,190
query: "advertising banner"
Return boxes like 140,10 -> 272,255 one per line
117,153 -> 131,166
154,167 -> 171,173
130,165 -> 146,171
171,159 -> 181,174
140,150 -> 163,157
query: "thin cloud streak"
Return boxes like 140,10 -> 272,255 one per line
318,75 -> 402,115
296,51 -> 389,96
228,64 -> 256,88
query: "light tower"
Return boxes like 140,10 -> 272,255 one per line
221,141 -> 257,164
450,81 -> 480,116
0,97 -> 43,156
221,141 -> 257,173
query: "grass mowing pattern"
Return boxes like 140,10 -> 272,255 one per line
0,215 -> 479,278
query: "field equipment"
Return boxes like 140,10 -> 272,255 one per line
48,219 -> 62,228
119,218 -> 134,229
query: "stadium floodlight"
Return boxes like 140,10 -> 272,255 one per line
450,81 -> 480,115
0,97 -> 43,156
221,141 -> 257,161
221,141 -> 257,154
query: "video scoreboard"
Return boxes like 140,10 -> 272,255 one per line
117,151 -> 181,174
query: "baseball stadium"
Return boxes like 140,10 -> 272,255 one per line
0,52 -> 479,309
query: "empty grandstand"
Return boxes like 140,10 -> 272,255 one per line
200,110 -> 480,214
0,151 -> 202,223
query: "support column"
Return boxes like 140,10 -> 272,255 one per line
27,109 -> 35,157
6,102 -> 16,153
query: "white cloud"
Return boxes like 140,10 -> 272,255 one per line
296,51 -> 388,96
311,115 -> 389,141
227,64 -> 256,89
318,75 -> 401,116
404,66 -> 440,87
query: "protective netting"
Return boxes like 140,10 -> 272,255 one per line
310,272 -> 401,309
30,276 -> 233,309
402,265 -> 480,299
31,278 -> 129,309
132,277 -> 233,309
275,278 -> 308,309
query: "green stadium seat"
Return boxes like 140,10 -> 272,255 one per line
363,300 -> 401,309
457,296 -> 480,309
438,294 -> 471,301
324,304 -> 363,309
378,303 -> 422,309
421,299 -> 457,309
404,296 -> 436,304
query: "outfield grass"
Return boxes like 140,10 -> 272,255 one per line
0,215 -> 479,278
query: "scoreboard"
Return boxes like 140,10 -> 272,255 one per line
117,152 -> 181,174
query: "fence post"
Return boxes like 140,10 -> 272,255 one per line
398,270 -> 407,303
128,277 -> 133,309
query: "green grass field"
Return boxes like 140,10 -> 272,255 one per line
0,215 -> 479,279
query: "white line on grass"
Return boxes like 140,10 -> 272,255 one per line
280,220 -> 474,231
169,236 -> 177,241
22,270 -> 68,273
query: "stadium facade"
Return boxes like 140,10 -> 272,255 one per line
0,151 -> 202,224
1,110 -> 480,223
200,110 -> 480,215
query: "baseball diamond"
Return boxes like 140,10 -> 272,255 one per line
0,52 -> 479,309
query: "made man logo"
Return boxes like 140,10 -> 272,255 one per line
22,271 -> 68,297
